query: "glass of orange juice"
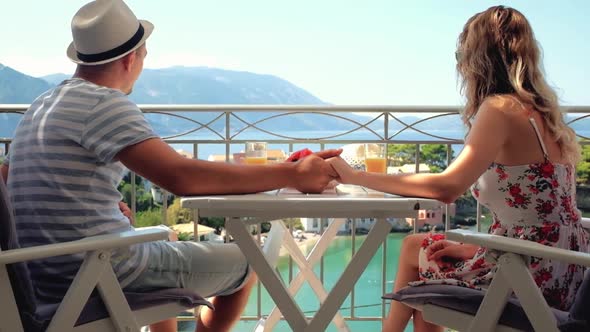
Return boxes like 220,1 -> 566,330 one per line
245,142 -> 267,165
364,143 -> 387,173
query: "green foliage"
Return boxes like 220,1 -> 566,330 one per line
577,143 -> 590,185
387,143 -> 453,172
118,174 -> 154,212
284,218 -> 304,231
387,144 -> 417,166
134,208 -> 163,228
421,144 -> 452,173
177,232 -> 193,241
199,217 -> 225,229
166,198 -> 192,226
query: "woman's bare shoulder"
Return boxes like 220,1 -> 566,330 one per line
480,95 -> 529,119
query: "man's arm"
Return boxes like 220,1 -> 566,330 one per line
1,164 -> 8,185
116,138 -> 341,195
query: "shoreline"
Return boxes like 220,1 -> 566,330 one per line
278,231 -> 321,256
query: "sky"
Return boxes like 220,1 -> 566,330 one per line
0,0 -> 588,106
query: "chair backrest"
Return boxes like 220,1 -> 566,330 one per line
0,178 -> 40,329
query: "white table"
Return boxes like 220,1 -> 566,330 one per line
181,185 -> 441,332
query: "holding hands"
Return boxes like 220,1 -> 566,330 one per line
291,149 -> 343,193
325,156 -> 358,185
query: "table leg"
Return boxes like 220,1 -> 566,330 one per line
225,217 -> 309,331
305,218 -> 393,332
263,219 -> 350,332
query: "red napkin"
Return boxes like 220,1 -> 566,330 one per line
286,148 -> 313,162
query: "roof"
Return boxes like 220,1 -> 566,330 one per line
208,149 -> 287,163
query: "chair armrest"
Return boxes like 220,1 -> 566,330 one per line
0,228 -> 168,265
446,229 -> 590,267
138,225 -> 177,241
581,217 -> 590,230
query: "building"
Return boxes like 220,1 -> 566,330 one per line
208,149 -> 288,163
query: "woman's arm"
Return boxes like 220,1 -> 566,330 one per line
329,100 -> 510,203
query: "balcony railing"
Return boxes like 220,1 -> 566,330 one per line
1,104 -> 589,328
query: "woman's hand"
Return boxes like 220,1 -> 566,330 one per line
326,157 -> 358,184
427,240 -> 479,268
119,201 -> 134,225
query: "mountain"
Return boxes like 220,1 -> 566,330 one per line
131,66 -> 324,105
0,64 -> 52,103
1,65 -> 377,137
41,73 -> 70,85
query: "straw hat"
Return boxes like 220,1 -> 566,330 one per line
67,0 -> 154,65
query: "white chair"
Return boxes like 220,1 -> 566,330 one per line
0,178 -> 211,332
384,218 -> 590,332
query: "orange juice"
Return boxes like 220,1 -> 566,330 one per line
245,157 -> 268,165
365,158 -> 386,173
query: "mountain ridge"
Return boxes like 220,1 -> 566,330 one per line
0,64 -> 380,137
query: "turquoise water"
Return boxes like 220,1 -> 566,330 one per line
177,233 -> 414,331
232,233 -> 412,332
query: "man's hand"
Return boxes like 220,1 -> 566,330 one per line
119,201 -> 134,225
292,149 -> 342,193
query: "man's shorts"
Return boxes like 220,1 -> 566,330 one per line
124,240 -> 251,298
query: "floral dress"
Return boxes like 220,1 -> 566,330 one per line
411,118 -> 589,311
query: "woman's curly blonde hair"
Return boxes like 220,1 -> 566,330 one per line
457,5 -> 580,164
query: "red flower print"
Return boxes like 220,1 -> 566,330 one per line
540,163 -> 554,178
495,167 -> 508,181
551,179 -> 559,188
537,201 -> 554,215
534,269 -> 553,287
473,188 -> 480,198
431,234 -> 445,242
509,184 -> 521,196
514,195 -> 525,205
527,174 -> 536,181
548,231 -> 559,243
472,258 -> 486,270
528,185 -> 540,194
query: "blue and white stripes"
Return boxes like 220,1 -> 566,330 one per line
4,78 -> 157,302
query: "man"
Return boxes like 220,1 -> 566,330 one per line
0,1 -> 340,331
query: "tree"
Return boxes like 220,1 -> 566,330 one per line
118,173 -> 156,212
387,143 -> 453,172
577,142 -> 590,185
134,208 -> 163,228
421,144 -> 452,173
387,144 -> 417,166
166,198 -> 193,225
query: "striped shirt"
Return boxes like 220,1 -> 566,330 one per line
3,78 -> 157,302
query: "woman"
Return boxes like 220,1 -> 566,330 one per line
328,6 -> 588,332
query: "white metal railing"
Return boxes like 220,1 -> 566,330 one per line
1,104 -> 589,327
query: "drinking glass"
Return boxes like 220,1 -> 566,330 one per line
245,142 -> 268,165
364,143 -> 387,173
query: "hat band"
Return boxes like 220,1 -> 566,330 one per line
77,23 -> 145,63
